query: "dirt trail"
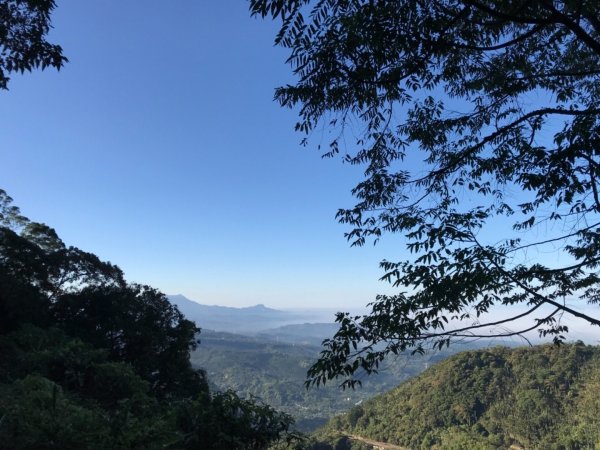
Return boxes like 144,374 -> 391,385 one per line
343,433 -> 409,450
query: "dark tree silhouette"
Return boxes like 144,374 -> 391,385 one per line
250,0 -> 600,387
0,0 -> 66,89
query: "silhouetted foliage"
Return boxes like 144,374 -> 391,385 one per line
174,390 -> 298,450
251,0 -> 600,387
0,0 -> 67,89
0,190 -> 297,449
53,285 -> 204,398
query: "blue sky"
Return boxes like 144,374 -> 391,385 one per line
1,1 -> 398,309
2,1 -> 598,343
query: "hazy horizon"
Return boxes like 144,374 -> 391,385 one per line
169,293 -> 600,345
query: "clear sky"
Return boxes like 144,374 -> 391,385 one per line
1,1 -> 399,309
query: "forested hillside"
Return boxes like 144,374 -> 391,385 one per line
309,344 -> 600,449
0,191 -> 295,449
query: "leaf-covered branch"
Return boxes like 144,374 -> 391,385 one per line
252,0 -> 600,387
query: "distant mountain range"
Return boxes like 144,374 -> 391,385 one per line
256,322 -> 342,346
167,294 -> 336,335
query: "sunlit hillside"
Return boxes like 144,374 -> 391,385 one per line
309,344 -> 600,449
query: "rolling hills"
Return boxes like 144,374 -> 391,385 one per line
172,294 -> 523,433
189,329 -> 455,431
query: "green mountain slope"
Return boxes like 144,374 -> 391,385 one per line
311,343 -> 600,450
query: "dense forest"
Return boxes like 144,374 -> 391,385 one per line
308,344 -> 600,450
0,190 -> 297,449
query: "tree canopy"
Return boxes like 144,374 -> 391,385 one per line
250,0 -> 600,387
0,190 -> 297,449
0,0 -> 66,89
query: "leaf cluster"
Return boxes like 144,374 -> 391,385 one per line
251,0 -> 600,386
0,0 -> 67,89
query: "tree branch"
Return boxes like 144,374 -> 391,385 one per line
434,24 -> 545,52
539,0 -> 600,56
474,237 -> 600,327
462,0 -> 557,25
